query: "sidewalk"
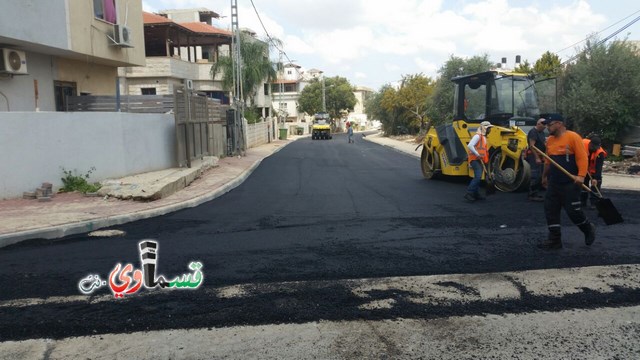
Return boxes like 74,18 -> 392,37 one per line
0,136 -> 304,249
362,132 -> 640,192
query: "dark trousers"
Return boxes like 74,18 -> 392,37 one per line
581,177 -> 602,206
544,181 -> 589,233
527,155 -> 544,195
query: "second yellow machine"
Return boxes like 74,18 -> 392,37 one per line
420,71 -> 556,192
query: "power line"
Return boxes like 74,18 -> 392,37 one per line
560,13 -> 640,66
249,0 -> 278,50
249,0 -> 303,78
554,8 -> 640,55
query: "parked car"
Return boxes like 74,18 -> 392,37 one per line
621,143 -> 640,157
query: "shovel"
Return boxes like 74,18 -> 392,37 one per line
480,161 -> 496,195
585,173 -> 623,225
531,146 -> 623,225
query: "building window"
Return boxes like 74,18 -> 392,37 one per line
264,83 -> 269,96
287,70 -> 292,75
284,84 -> 297,92
54,81 -> 77,112
94,0 -> 117,23
141,88 -> 157,95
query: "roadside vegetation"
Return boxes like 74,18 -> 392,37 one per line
59,167 -> 101,194
365,38 -> 640,149
211,32 -> 280,123
297,76 -> 357,121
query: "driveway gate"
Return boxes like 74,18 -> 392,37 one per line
173,87 -> 226,168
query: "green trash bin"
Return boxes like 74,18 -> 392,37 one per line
279,128 -> 288,140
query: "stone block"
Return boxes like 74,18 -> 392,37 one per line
23,191 -> 37,199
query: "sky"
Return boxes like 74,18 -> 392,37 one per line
142,0 -> 640,90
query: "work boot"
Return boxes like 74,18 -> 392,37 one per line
538,229 -> 562,250
579,222 -> 596,246
464,193 -> 476,202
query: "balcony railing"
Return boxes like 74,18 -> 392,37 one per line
125,57 -> 225,82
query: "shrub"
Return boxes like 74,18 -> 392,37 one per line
60,167 -> 102,194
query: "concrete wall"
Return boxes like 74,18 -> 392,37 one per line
0,52 -> 57,111
123,57 -> 225,94
245,120 -> 268,149
56,58 -> 118,95
125,58 -> 224,82
0,112 -> 175,199
0,1 -> 68,49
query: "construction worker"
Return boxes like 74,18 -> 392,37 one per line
526,118 -> 547,201
539,114 -> 596,249
464,121 -> 492,202
581,135 -> 607,209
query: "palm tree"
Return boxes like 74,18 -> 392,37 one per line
211,32 -> 281,106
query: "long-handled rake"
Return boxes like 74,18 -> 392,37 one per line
480,161 -> 496,195
531,146 -> 623,225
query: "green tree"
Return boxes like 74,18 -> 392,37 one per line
297,78 -> 323,116
427,54 -> 494,125
560,38 -> 640,141
364,84 -> 402,134
364,85 -> 389,123
211,32 -> 279,106
298,76 -> 357,120
379,85 -> 409,135
514,59 -> 533,74
534,51 -> 562,78
395,73 -> 435,129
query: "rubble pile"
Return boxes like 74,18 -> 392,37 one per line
603,154 -> 640,175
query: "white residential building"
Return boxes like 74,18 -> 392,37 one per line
271,63 -> 314,133
0,0 -> 145,112
120,10 -> 232,103
348,86 -> 374,129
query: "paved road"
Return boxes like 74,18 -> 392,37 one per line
1,133 -> 639,358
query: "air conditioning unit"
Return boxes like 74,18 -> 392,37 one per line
112,24 -> 133,47
0,48 -> 28,75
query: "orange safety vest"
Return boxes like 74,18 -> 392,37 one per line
582,139 -> 607,174
469,134 -> 489,163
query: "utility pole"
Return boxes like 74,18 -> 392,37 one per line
230,0 -> 245,155
278,51 -> 285,132
321,73 -> 326,113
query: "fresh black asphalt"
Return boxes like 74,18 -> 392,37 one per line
1,133 -> 639,341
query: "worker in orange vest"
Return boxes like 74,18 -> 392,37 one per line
465,121 -> 492,202
581,135 -> 607,209
539,114 -> 595,249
